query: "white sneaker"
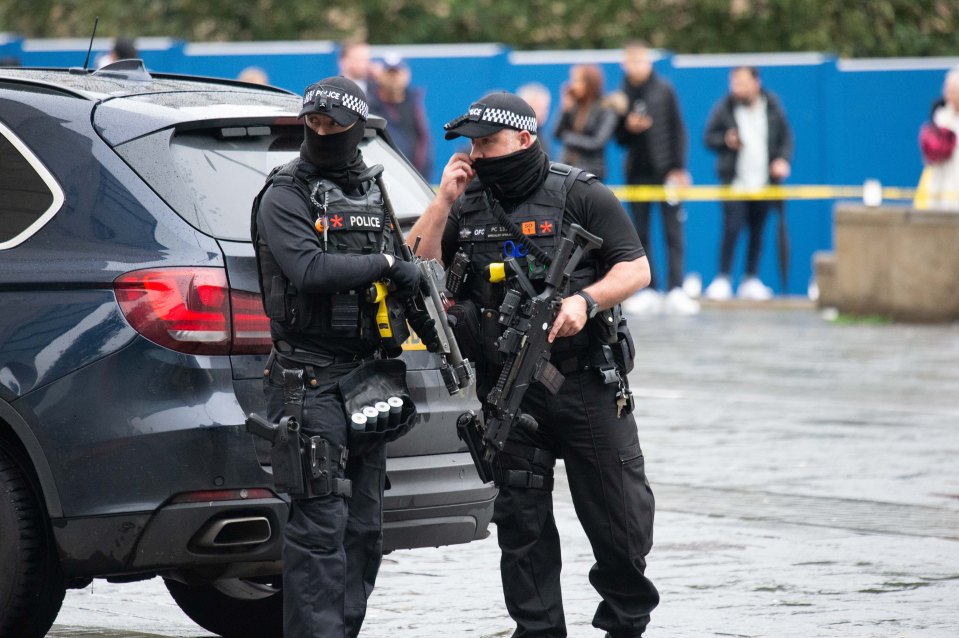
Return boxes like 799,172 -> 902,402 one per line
737,276 -> 773,300
622,289 -> 663,315
665,287 -> 701,315
704,275 -> 733,301
682,273 -> 702,299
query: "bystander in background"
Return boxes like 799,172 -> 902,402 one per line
338,40 -> 374,95
916,67 -> 959,210
368,54 -> 433,178
238,66 -> 269,85
517,82 -> 553,155
96,37 -> 137,68
554,64 -> 617,180
613,40 -> 698,315
703,66 -> 793,301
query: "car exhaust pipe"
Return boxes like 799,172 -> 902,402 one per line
194,516 -> 272,548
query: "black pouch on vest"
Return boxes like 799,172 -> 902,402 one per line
589,304 -> 621,345
338,358 -> 416,456
331,292 -> 360,332
266,275 -> 288,322
613,315 -> 636,374
447,299 -> 483,366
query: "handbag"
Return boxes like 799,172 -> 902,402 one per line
919,122 -> 956,163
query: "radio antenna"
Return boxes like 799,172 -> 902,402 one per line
82,17 -> 99,70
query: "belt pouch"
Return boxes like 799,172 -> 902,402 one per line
338,358 -> 417,455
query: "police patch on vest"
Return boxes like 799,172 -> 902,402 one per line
519,220 -> 556,237
326,213 -> 384,231
460,222 -> 556,242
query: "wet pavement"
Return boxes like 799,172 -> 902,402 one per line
50,306 -> 959,637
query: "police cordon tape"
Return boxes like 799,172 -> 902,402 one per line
608,183 -> 918,203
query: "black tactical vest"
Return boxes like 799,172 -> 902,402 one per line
252,159 -> 393,352
453,163 -> 600,353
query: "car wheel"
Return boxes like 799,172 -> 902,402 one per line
164,577 -> 283,638
0,445 -> 65,638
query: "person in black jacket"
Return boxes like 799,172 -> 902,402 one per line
703,66 -> 793,301
253,76 -> 432,638
614,40 -> 698,315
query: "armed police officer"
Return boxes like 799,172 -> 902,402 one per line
409,91 -> 659,638
252,76 -> 428,638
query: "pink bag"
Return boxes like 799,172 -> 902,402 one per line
919,122 -> 956,163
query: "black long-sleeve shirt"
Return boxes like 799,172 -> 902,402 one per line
256,181 -> 390,294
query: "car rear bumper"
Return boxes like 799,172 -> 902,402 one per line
53,452 -> 496,579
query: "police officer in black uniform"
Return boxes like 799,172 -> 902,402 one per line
252,76 -> 425,638
408,92 -> 659,638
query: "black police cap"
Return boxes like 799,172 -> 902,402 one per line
299,76 -> 369,127
443,91 -> 538,140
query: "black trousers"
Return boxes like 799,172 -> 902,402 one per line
265,362 -> 387,638
628,174 -> 685,291
491,371 -> 659,638
718,199 -> 770,277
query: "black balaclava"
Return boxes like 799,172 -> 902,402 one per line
472,139 -> 550,201
300,123 -> 367,190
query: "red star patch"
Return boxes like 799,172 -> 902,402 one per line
330,214 -> 344,228
539,221 -> 553,234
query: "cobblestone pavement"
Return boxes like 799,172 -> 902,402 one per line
50,307 -> 959,637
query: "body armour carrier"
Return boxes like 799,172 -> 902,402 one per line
251,159 -> 393,352
453,163 -> 600,360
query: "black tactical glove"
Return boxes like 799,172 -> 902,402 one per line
386,260 -> 423,300
407,303 -> 443,353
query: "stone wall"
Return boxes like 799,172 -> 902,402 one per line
815,205 -> 959,322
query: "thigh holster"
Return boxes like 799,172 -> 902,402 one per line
492,441 -> 557,491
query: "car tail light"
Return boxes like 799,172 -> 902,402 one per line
114,267 -> 271,355
230,289 -> 272,354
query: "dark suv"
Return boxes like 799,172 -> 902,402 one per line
0,63 -> 494,638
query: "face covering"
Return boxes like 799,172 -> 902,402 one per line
300,123 -> 366,188
472,139 -> 549,201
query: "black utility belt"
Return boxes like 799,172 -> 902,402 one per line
268,344 -> 375,387
551,346 -> 620,380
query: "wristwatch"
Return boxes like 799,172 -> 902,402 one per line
574,290 -> 599,319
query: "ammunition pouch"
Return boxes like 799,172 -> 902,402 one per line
337,358 -> 416,456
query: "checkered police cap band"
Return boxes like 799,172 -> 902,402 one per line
302,85 -> 369,120
444,101 -> 538,135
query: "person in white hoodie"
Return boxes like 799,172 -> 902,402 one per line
921,68 -> 959,210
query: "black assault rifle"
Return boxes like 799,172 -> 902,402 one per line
372,166 -> 474,395
457,223 -> 602,483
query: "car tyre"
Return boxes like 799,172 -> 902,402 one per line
0,445 -> 65,638
164,577 -> 283,638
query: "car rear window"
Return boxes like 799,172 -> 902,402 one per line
115,124 -> 433,242
0,122 -> 64,249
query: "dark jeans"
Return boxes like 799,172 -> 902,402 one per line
491,371 -> 659,638
629,196 -> 685,292
265,363 -> 387,638
718,199 -> 770,277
